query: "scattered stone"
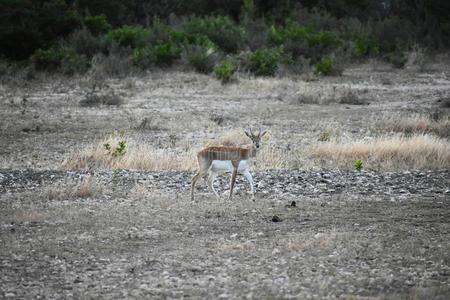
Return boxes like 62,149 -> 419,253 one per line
271,215 -> 282,222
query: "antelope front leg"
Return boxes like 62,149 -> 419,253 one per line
243,170 -> 255,200
229,162 -> 239,200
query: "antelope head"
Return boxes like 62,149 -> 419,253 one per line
244,127 -> 267,149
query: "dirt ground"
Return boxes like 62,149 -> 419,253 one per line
1,61 -> 450,299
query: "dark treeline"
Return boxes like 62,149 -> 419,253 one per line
1,0 -> 449,78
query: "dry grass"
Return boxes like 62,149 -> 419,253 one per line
211,239 -> 256,253
63,135 -> 197,171
43,177 -> 103,200
63,131 -> 291,171
380,113 -> 450,139
285,231 -> 351,252
312,134 -> 450,170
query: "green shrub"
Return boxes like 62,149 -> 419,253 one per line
270,22 -> 341,48
314,55 -> 339,76
269,22 -> 342,61
182,44 -> 218,73
213,59 -> 236,83
32,46 -> 89,74
152,42 -> 181,65
83,15 -> 112,35
183,16 -> 244,53
133,42 -> 181,68
249,48 -> 282,76
104,140 -> 127,157
147,19 -> 176,44
106,26 -> 150,48
353,36 -> 379,56
354,159 -> 363,171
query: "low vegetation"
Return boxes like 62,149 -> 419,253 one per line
380,113 -> 450,139
63,132 -> 289,171
312,134 -> 450,170
43,177 -> 103,200
2,1 -> 449,81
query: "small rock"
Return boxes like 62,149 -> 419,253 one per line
271,215 -> 282,222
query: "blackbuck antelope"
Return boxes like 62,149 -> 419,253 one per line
191,128 -> 266,201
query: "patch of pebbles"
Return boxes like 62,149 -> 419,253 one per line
1,169 -> 449,197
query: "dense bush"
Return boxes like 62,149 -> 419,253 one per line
106,26 -> 150,48
133,42 -> 181,67
213,59 -> 236,83
269,22 -> 342,61
83,15 -> 112,36
352,36 -> 379,57
314,55 -> 340,76
183,16 -> 244,53
32,46 -> 89,74
182,45 -> 219,73
249,48 -> 282,76
152,43 -> 181,65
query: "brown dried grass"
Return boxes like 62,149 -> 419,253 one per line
43,177 -> 103,200
63,131 -> 290,171
312,134 -> 450,170
63,135 -> 197,171
380,114 -> 450,139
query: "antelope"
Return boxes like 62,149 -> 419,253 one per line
191,128 -> 266,201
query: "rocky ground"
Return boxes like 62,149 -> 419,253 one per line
1,63 -> 450,298
1,169 -> 449,299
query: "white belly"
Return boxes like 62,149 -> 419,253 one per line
210,160 -> 250,173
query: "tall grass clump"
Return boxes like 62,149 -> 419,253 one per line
63,135 -> 197,171
311,134 -> 450,170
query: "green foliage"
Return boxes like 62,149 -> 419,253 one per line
353,36 -> 379,56
147,19 -> 177,45
106,26 -> 149,48
133,42 -> 181,67
249,48 -> 282,76
182,45 -> 218,73
152,43 -> 181,65
268,22 -> 343,63
104,141 -> 127,158
83,15 -> 112,35
213,59 -> 236,83
314,55 -> 337,76
183,16 -> 244,53
354,159 -> 363,171
32,46 -> 89,74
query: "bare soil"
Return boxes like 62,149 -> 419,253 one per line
1,62 -> 450,299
